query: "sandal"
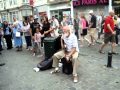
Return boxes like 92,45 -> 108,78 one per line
73,74 -> 78,83
99,50 -> 105,54
50,68 -> 60,74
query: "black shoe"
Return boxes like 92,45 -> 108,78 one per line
0,48 -> 4,51
7,47 -> 13,50
0,52 -> 2,54
0,63 -> 5,66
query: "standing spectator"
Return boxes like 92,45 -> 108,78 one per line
13,22 -> 23,51
41,17 -> 50,47
42,17 -> 51,37
97,14 -> 103,40
0,21 -> 5,48
0,27 -> 2,53
99,10 -> 118,54
33,28 -> 44,56
88,10 -> 97,46
114,15 -> 120,46
30,15 -> 40,45
61,15 -> 69,27
22,21 -> 32,50
51,16 -> 59,37
3,21 -> 13,50
74,14 -> 80,39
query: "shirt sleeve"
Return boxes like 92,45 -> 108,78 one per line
72,35 -> 78,48
105,18 -> 110,25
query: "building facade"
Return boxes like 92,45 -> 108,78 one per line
0,0 -> 33,22
112,0 -> 120,17
73,0 -> 109,19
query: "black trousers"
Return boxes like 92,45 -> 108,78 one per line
0,36 -> 2,51
25,36 -> 32,48
4,35 -> 12,49
115,29 -> 120,44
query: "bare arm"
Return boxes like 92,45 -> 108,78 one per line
67,47 -> 76,57
107,24 -> 114,34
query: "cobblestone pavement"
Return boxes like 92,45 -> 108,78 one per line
0,43 -> 120,90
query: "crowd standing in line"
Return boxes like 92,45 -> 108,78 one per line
0,9 -> 120,82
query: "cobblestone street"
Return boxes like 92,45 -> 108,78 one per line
0,43 -> 120,90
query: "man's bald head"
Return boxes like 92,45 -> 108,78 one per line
62,25 -> 73,33
109,10 -> 115,17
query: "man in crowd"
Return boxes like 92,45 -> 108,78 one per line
51,26 -> 79,83
3,21 -> 13,50
51,16 -> 59,37
30,15 -> 40,40
0,25 -> 3,52
99,10 -> 118,54
88,10 -> 97,46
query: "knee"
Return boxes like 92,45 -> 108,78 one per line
52,54 -> 57,60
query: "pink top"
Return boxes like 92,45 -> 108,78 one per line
34,32 -> 43,43
81,18 -> 87,29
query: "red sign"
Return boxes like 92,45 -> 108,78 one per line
29,0 -> 34,6
73,0 -> 109,7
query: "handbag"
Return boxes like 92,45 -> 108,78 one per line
16,32 -> 21,37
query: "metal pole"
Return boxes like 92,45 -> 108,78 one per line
107,51 -> 113,68
109,0 -> 112,11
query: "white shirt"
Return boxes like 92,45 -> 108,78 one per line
117,18 -> 120,29
62,34 -> 79,52
52,19 -> 59,28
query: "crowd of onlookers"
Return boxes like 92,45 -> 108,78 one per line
0,9 -> 120,82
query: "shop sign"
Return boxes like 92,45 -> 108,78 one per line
73,0 -> 109,7
112,0 -> 120,6
47,0 -> 69,4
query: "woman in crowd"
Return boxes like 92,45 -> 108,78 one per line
22,21 -> 32,50
41,17 -> 51,47
13,23 -> 23,51
80,14 -> 90,46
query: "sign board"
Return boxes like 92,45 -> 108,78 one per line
73,0 -> 109,7
47,0 -> 69,4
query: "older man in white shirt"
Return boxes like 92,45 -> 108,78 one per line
51,25 -> 79,83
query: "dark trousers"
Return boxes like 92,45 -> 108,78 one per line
115,29 -> 120,44
4,35 -> 12,49
0,36 -> 2,51
25,36 -> 32,48
41,37 -> 45,47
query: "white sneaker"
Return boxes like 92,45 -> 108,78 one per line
33,67 -> 40,72
59,63 -> 63,68
33,53 -> 35,56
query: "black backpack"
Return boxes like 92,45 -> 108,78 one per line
37,57 -> 53,71
61,57 -> 73,75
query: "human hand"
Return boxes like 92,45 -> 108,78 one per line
112,31 -> 116,35
65,54 -> 71,62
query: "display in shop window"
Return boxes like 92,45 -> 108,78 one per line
112,0 -> 120,6
73,0 -> 109,7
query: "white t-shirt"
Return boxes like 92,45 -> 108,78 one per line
62,34 -> 79,52
117,18 -> 120,29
